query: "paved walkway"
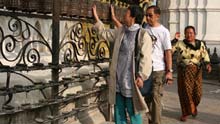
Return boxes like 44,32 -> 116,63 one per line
147,76 -> 220,124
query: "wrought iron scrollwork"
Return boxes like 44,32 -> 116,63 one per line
59,22 -> 110,64
95,40 -> 110,60
0,14 -> 110,122
87,25 -> 110,60
0,16 -> 52,65
0,70 -> 48,110
0,16 -> 53,109
60,23 -> 85,63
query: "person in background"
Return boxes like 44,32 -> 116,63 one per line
92,5 -> 152,124
171,32 -> 180,45
172,26 -> 212,121
143,5 -> 173,124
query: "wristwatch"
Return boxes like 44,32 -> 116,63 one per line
167,69 -> 173,73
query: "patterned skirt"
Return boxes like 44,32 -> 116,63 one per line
177,64 -> 202,116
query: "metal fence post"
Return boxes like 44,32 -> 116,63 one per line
51,0 -> 60,124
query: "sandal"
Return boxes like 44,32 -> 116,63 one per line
192,108 -> 198,118
180,115 -> 187,121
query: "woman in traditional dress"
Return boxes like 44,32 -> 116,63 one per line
172,26 -> 212,121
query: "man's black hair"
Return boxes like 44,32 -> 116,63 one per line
128,5 -> 144,25
147,5 -> 161,15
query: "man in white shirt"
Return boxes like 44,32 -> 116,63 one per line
143,5 -> 173,124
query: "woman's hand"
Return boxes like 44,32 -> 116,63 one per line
110,5 -> 122,28
110,5 -> 116,20
206,64 -> 212,73
135,77 -> 144,88
92,5 -> 100,22
175,32 -> 180,40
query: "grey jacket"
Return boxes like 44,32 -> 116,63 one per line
93,21 -> 152,113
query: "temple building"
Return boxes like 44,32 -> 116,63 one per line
159,0 -> 220,53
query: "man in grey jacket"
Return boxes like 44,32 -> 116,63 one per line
93,5 -> 152,124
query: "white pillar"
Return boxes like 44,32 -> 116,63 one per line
187,0 -> 197,28
196,0 -> 207,40
160,0 -> 220,54
178,0 -> 189,37
167,0 -> 180,37
203,0 -> 220,42
159,0 -> 170,28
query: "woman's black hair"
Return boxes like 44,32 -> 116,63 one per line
128,5 -> 144,25
184,26 -> 196,34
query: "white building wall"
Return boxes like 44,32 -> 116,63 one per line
159,0 -> 220,54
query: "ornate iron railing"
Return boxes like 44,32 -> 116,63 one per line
0,16 -> 52,66
0,13 -> 110,123
59,22 -> 110,63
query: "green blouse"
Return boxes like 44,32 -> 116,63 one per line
172,39 -> 210,66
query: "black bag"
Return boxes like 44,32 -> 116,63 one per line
139,74 -> 153,96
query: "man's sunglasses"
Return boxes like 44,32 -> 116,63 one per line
146,14 -> 153,18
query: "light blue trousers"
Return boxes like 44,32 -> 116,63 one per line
114,93 -> 142,124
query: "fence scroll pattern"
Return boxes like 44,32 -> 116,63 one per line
0,15 -> 110,123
